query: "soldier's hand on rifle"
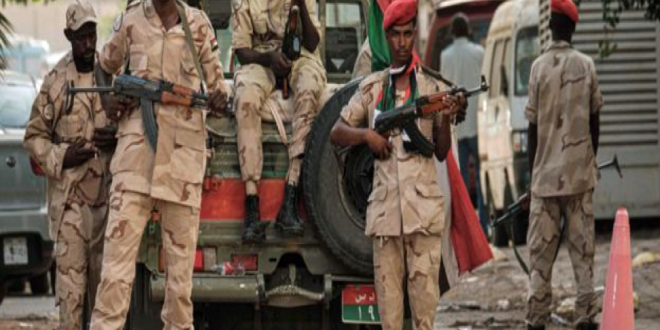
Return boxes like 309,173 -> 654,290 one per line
270,52 -> 292,78
103,94 -> 138,121
440,94 -> 464,117
63,140 -> 97,169
93,125 -> 118,152
208,89 -> 229,116
454,93 -> 468,124
365,130 -> 392,160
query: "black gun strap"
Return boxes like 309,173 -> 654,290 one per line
176,1 -> 207,94
403,121 -> 434,157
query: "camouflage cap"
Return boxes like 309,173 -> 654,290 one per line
66,0 -> 98,31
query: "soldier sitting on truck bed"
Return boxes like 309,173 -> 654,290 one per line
329,1 -> 466,328
232,0 -> 327,243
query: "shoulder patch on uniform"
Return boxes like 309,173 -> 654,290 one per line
420,65 -> 455,87
113,13 -> 124,32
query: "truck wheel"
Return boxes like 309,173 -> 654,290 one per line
0,282 -> 5,305
303,78 -> 374,276
8,279 -> 26,293
485,176 -> 508,247
29,272 -> 50,295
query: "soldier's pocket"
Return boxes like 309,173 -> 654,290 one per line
129,44 -> 148,76
181,53 -> 200,88
110,118 -> 148,175
366,185 -> 388,228
56,115 -> 85,139
414,182 -> 445,234
170,128 -> 206,184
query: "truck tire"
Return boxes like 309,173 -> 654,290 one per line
29,271 -> 50,295
303,78 -> 374,276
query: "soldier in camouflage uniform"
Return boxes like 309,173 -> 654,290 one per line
330,1 -> 465,328
232,0 -> 327,242
88,0 -> 228,329
23,1 -> 115,329
525,1 -> 603,329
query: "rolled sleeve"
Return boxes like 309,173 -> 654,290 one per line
524,64 -> 539,124
198,11 -> 227,95
232,0 -> 253,50
589,60 -> 603,114
340,91 -> 368,128
99,14 -> 129,75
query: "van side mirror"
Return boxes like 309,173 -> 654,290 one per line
500,65 -> 509,96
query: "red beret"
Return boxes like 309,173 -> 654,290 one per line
551,0 -> 579,23
382,0 -> 418,31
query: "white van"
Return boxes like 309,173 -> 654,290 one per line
479,0 -> 660,245
477,0 -> 540,244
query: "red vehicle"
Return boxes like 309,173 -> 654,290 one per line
423,0 -> 506,70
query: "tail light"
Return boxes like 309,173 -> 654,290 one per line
30,157 -> 45,176
159,247 -> 204,273
232,254 -> 258,272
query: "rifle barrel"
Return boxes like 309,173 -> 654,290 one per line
68,87 -> 114,94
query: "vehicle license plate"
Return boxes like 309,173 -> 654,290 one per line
341,284 -> 381,324
4,236 -> 28,265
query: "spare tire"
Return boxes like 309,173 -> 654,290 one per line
303,78 -> 375,276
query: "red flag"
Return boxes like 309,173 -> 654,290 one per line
447,151 -> 493,274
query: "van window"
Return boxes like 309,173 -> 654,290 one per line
489,39 -> 504,98
325,2 -> 364,75
502,38 -> 511,95
0,83 -> 36,129
514,27 -> 539,96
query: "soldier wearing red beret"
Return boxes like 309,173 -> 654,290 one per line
524,0 -> 602,329
331,0 -> 468,329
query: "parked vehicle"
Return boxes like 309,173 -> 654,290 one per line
479,0 -> 660,247
125,1 -> 387,329
0,70 -> 53,303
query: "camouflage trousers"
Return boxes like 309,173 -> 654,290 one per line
90,190 -> 201,330
55,198 -> 107,330
234,57 -> 326,186
373,233 -> 442,330
526,190 -> 598,326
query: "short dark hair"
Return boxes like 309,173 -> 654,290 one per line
386,18 -> 417,33
451,13 -> 470,38
549,12 -> 576,41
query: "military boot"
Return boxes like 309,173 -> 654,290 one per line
575,322 -> 598,330
242,195 -> 268,243
275,184 -> 304,236
527,325 -> 545,330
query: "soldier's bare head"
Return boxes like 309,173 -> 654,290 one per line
64,0 -> 98,72
451,13 -> 470,39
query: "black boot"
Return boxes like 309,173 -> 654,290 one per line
275,184 -> 304,236
242,195 -> 268,243
575,322 -> 599,330
527,325 -> 545,330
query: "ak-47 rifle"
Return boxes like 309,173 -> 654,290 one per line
280,5 -> 301,99
492,155 -> 623,275
374,76 -> 489,136
67,74 -> 208,150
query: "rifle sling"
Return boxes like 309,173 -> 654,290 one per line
176,1 -> 207,94
402,121 -> 434,157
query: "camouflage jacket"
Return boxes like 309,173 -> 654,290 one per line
23,52 -> 111,239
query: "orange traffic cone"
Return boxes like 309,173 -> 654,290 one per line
600,207 -> 634,330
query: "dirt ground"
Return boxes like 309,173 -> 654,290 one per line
434,222 -> 660,329
1,223 -> 659,330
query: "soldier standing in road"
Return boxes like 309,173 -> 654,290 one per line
330,1 -> 465,328
232,0 -> 327,242
524,1 -> 603,329
23,1 -> 116,329
87,0 -> 228,329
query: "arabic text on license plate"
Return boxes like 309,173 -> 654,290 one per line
4,236 -> 28,265
341,284 -> 380,324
